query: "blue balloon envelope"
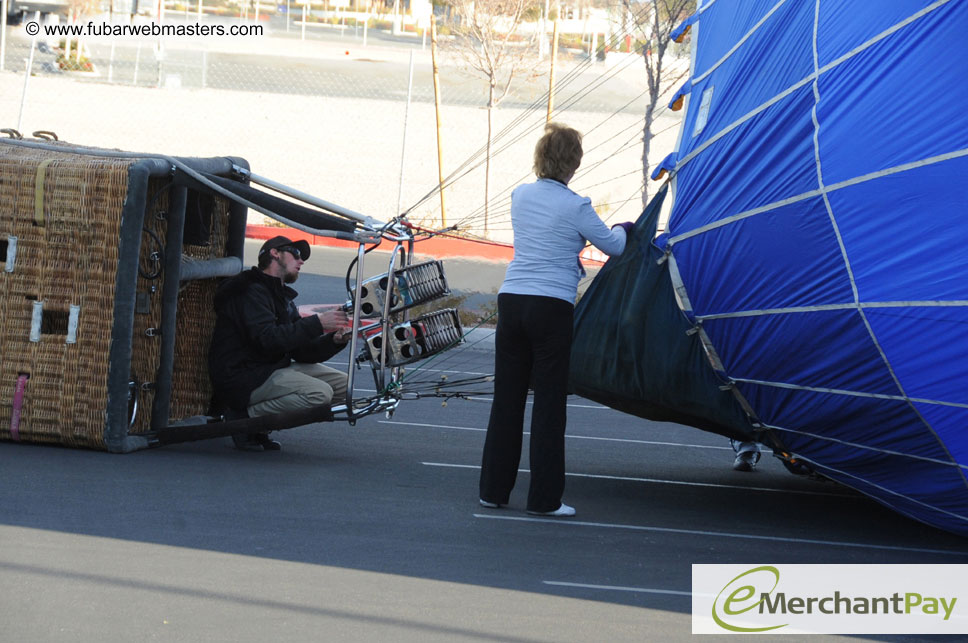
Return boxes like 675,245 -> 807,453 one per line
571,0 -> 968,536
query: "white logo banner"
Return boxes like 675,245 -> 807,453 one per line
693,564 -> 968,634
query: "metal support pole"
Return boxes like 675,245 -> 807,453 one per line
396,49 -> 414,216
430,14 -> 447,227
539,0 -> 548,58
133,41 -> 141,85
377,245 -> 405,391
150,185 -> 188,431
105,162 -> 156,452
1,0 -> 8,73
108,39 -> 115,83
156,1 -> 165,87
243,169 -> 374,225
344,242 -> 367,421
16,13 -> 39,132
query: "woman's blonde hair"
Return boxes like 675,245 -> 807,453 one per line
533,122 -> 583,183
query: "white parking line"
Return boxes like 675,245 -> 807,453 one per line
326,361 -> 489,376
413,368 -> 491,376
421,461 -> 847,497
443,397 -> 609,409
381,421 -> 732,450
543,581 -> 692,596
385,395 -> 608,409
473,514 -> 968,556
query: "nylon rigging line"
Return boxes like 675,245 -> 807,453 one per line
449,79 -> 684,233
404,0 -> 665,215
471,96 -> 663,220
409,50 -> 649,222
450,112 -> 680,233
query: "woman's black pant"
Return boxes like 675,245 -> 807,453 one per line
480,293 -> 574,513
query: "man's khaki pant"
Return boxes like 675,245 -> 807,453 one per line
247,362 -> 348,417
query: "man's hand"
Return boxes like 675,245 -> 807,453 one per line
317,309 -> 350,332
332,327 -> 353,345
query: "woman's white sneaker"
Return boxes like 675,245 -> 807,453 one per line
527,503 -> 575,517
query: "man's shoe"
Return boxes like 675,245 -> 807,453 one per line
255,433 -> 281,451
527,503 -> 576,517
231,433 -> 263,452
733,450 -> 760,472
479,499 -> 503,508
232,432 -> 281,452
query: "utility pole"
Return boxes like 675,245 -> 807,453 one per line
546,18 -> 559,122
430,14 -> 447,227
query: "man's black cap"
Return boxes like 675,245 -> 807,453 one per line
258,235 -> 311,261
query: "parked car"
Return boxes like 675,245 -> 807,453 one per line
5,0 -> 70,24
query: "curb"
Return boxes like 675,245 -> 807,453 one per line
461,327 -> 496,353
247,224 -> 514,263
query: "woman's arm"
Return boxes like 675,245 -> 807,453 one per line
575,198 -> 627,256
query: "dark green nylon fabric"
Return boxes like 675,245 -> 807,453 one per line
569,185 -> 756,441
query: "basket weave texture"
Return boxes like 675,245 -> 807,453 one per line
0,143 -> 231,449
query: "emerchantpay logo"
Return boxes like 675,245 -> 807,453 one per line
692,564 -> 968,635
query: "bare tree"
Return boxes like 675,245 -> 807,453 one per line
628,0 -> 695,205
446,0 -> 542,236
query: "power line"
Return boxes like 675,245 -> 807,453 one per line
406,0 -> 668,215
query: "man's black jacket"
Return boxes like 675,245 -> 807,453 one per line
208,267 -> 344,411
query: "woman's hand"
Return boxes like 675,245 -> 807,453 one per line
611,221 -> 634,234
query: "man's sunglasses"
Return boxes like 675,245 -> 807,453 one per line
277,246 -> 304,260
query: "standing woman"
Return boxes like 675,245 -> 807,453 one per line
479,123 -> 633,516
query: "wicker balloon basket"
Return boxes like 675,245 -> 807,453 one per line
0,139 -> 248,452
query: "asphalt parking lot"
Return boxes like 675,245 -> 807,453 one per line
2,249 -> 966,641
